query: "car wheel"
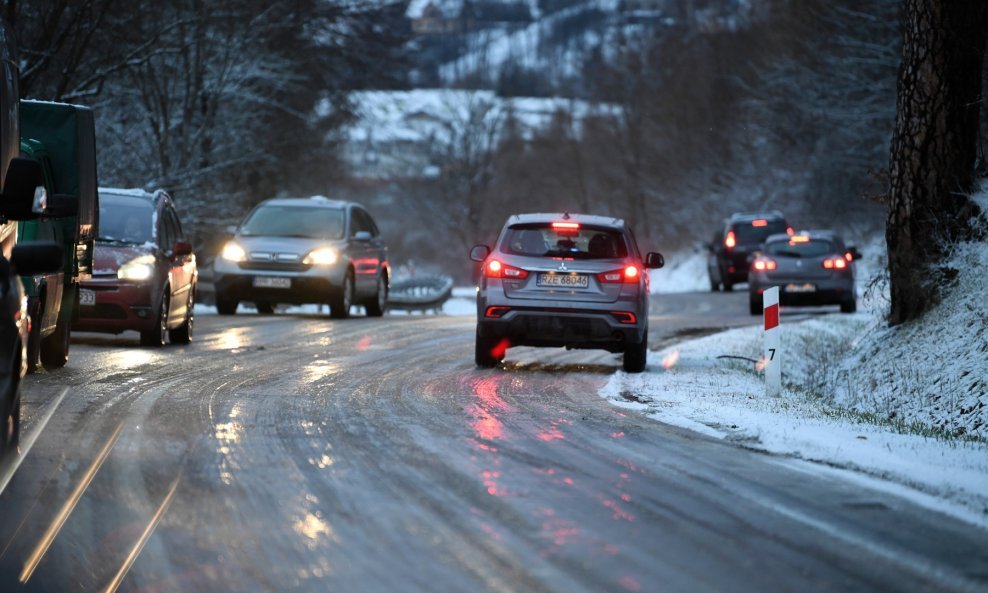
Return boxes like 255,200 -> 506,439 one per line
169,289 -> 194,345
840,297 -> 857,314
40,286 -> 73,369
749,295 -> 763,315
623,329 -> 648,373
475,328 -> 503,368
709,277 -> 721,292
723,280 -> 734,292
141,293 -> 168,347
26,298 -> 42,373
365,274 -> 387,317
255,302 -> 275,315
330,270 -> 354,319
216,298 -> 238,315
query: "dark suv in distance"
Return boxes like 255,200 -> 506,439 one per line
748,230 -> 861,315
213,197 -> 389,318
470,213 -> 664,373
707,211 -> 792,291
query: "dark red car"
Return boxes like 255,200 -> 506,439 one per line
73,188 -> 197,346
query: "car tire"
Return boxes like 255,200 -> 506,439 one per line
709,277 -> 720,292
723,280 -> 734,292
40,286 -> 74,370
623,330 -> 648,373
169,288 -> 194,345
26,297 -> 42,374
330,270 -> 354,319
255,302 -> 275,315
749,295 -> 762,315
216,297 -> 238,315
475,328 -> 502,368
141,293 -> 168,347
840,297 -> 857,314
365,274 -> 387,317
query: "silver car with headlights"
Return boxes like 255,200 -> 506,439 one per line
213,197 -> 389,318
470,213 -> 664,373
748,230 -> 860,315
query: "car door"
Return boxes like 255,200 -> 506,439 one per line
348,207 -> 382,297
163,205 -> 194,324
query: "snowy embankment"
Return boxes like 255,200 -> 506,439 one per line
603,200 -> 988,525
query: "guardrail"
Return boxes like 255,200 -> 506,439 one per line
387,275 -> 454,312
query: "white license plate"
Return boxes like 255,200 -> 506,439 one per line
253,276 -> 291,289
79,288 -> 96,306
785,283 -> 816,293
537,273 -> 589,288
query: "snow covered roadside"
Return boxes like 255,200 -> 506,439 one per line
601,222 -> 988,526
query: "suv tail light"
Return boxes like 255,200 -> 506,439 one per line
484,259 -> 529,279
752,258 -> 777,271
598,265 -> 640,284
823,257 -> 848,270
724,231 -> 736,249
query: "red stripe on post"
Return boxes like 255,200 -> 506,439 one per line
764,304 -> 779,330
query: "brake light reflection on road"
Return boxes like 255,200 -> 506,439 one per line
662,350 -> 680,369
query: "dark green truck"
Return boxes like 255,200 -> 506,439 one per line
16,100 -> 99,371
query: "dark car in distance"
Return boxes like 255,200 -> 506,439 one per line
748,230 -> 860,315
708,211 -> 792,291
73,188 -> 198,346
471,212 -> 664,373
213,196 -> 390,318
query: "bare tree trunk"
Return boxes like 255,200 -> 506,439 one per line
886,0 -> 988,325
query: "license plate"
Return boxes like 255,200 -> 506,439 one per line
79,288 -> 96,306
785,283 -> 816,293
537,273 -> 589,288
253,276 -> 291,289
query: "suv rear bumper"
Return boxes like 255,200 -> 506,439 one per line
477,307 -> 644,352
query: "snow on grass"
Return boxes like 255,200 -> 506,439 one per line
602,195 -> 988,523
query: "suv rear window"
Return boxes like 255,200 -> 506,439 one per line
765,238 -> 835,258
500,224 -> 628,259
731,220 -> 789,245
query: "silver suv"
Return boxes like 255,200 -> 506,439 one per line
213,197 -> 389,318
470,213 -> 663,373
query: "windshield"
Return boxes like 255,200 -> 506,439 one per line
98,193 -> 155,244
733,220 -> 789,245
239,205 -> 345,239
500,224 -> 628,259
765,238 -> 836,258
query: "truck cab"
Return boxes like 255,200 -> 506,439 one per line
15,101 -> 99,370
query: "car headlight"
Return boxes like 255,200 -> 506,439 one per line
303,247 -> 339,266
118,255 -> 156,281
221,241 -> 247,263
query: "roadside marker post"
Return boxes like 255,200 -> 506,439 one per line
763,286 -> 781,397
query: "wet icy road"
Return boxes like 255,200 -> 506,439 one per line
1,293 -> 986,593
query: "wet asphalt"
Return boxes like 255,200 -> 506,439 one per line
0,291 -> 985,593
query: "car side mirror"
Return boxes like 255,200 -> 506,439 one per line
0,157 -> 45,220
470,245 -> 490,262
173,241 -> 194,257
225,224 -> 238,234
11,242 -> 63,276
353,230 -> 372,242
644,252 -> 664,269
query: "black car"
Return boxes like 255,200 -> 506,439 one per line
707,211 -> 792,291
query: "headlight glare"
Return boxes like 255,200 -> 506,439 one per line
304,247 -> 339,266
222,241 -> 247,262
118,255 -> 156,281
